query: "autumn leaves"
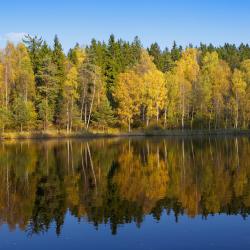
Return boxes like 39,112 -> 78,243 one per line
1,36 -> 250,133
115,48 -> 250,130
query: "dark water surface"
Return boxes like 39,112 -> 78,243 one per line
0,136 -> 250,249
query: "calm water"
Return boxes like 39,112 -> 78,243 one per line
0,136 -> 250,249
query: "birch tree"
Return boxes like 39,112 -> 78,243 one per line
231,69 -> 247,128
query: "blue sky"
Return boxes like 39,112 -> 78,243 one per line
0,0 -> 250,52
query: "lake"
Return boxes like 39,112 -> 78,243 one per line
0,136 -> 250,249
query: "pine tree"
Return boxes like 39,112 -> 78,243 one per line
23,35 -> 43,74
171,41 -> 182,62
52,35 -> 66,126
148,42 -> 163,70
36,54 -> 57,130
92,98 -> 114,130
12,96 -> 36,132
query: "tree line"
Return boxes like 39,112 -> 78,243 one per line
1,34 -> 250,132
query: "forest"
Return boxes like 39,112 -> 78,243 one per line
1,34 -> 250,133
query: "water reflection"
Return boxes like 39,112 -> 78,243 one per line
0,137 -> 250,236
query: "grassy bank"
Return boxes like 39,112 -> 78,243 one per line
141,128 -> 250,136
1,128 -> 250,140
0,129 -> 120,140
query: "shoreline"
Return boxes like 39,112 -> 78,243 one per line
1,129 -> 250,140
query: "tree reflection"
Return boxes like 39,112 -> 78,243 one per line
0,137 -> 250,235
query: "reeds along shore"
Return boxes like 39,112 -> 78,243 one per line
1,129 -> 250,140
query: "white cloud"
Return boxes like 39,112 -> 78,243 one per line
2,32 -> 28,43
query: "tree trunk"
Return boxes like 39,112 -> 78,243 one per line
243,112 -> 246,129
181,83 -> 185,130
208,113 -> 211,131
84,104 -> 87,127
181,97 -> 185,130
86,79 -> 96,130
45,95 -> 48,131
181,112 -> 184,130
80,85 -> 86,126
66,100 -> 69,133
164,108 -> 167,128
25,82 -> 28,103
70,96 -> 73,133
142,106 -> 145,123
80,99 -> 84,123
235,101 -> 239,129
5,65 -> 8,108
156,105 -> 159,124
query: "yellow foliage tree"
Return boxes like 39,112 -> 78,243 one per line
231,69 -> 247,128
64,65 -> 79,132
15,43 -> 35,102
199,52 -> 230,129
115,50 -> 166,130
166,48 -> 199,129
115,70 -> 141,131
